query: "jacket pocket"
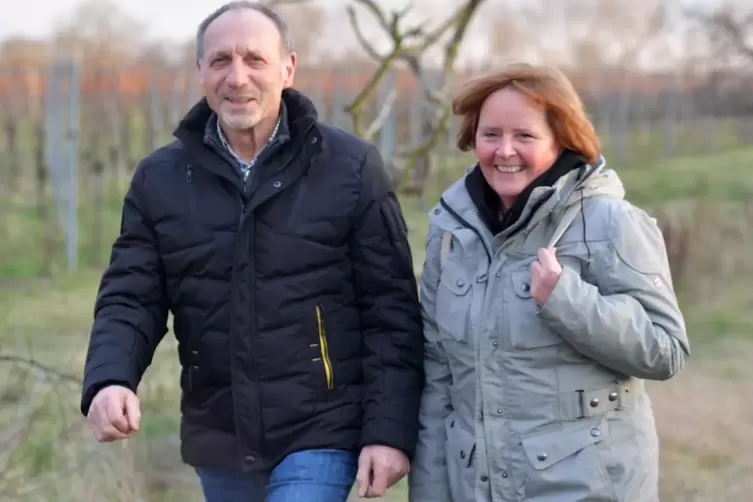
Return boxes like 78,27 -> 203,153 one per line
507,269 -> 564,349
445,417 -> 476,502
315,305 -> 334,390
520,418 -> 616,501
435,260 -> 473,343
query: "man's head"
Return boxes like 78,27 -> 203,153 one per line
196,2 -> 296,132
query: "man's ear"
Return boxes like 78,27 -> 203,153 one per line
197,60 -> 204,84
282,51 -> 297,89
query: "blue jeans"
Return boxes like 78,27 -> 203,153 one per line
196,449 -> 357,502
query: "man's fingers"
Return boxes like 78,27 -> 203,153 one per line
356,452 -> 372,497
105,396 -> 130,434
367,464 -> 389,498
97,424 -> 130,442
124,393 -> 141,432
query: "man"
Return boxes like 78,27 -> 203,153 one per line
80,2 -> 424,501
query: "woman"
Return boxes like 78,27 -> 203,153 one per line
408,64 -> 690,502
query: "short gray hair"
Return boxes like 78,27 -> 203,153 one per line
196,1 -> 293,61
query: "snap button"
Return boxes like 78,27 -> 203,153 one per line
273,181 -> 282,188
590,428 -> 601,438
481,475 -> 489,481
522,282 -> 530,292
456,279 -> 465,287
608,392 -> 618,402
476,274 -> 487,283
433,208 -> 440,215
590,398 -> 599,408
460,450 -> 466,459
501,471 -> 508,478
537,453 -> 547,462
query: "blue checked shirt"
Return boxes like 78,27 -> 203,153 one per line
216,113 -> 282,183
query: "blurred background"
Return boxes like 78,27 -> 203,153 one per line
1,0 -> 752,500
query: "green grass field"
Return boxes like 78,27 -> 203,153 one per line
2,140 -> 753,500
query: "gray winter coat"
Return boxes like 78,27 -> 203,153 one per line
408,158 -> 690,502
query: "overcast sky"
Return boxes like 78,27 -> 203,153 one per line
0,0 -> 718,43
0,0 -> 412,41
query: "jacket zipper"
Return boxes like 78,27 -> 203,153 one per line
315,305 -> 334,390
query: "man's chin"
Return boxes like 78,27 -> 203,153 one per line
220,114 -> 260,132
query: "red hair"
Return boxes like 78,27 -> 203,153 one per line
452,63 -> 601,164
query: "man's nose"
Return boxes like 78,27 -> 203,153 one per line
225,58 -> 248,87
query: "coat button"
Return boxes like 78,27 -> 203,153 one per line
456,279 -> 465,287
492,341 -> 499,347
522,282 -> 530,292
590,428 -> 601,438
609,392 -> 618,401
590,398 -> 600,408
481,475 -> 489,482
460,450 -> 466,459
501,471 -> 508,478
537,453 -> 547,462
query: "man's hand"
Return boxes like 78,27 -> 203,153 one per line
356,445 -> 410,498
86,385 -> 141,442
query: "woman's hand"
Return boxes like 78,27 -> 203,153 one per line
530,247 -> 563,306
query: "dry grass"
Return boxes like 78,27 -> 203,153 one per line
653,341 -> 753,501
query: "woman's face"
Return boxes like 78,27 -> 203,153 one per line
473,87 -> 560,208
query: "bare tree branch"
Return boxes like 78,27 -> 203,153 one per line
684,4 -> 753,65
346,5 -> 383,61
343,0 -> 487,192
397,0 -> 485,193
0,353 -> 81,385
364,87 -> 397,139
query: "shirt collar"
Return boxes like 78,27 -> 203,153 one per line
216,111 -> 281,169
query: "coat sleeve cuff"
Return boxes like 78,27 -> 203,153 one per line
80,364 -> 140,416
360,416 -> 418,460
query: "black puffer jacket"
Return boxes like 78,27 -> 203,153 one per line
80,89 -> 424,470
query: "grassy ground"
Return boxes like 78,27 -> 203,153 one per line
2,141 -> 753,500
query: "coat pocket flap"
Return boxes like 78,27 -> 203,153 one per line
440,264 -> 472,296
521,419 -> 608,470
511,270 -> 533,299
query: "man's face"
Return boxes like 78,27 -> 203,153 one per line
198,9 -> 296,132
